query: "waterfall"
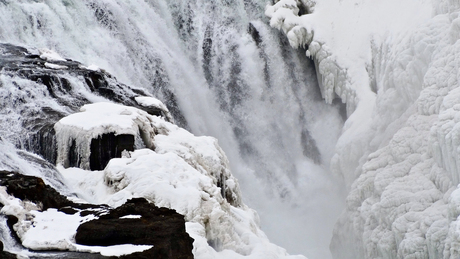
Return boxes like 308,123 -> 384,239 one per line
0,1 -> 345,257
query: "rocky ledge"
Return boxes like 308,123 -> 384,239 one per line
0,170 -> 194,258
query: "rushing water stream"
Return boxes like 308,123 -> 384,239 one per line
0,1 -> 345,257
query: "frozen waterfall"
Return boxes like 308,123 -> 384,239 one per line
0,0 -> 345,258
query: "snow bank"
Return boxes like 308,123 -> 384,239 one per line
21,209 -> 97,250
56,101 -> 304,258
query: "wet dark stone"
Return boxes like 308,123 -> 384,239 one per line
76,198 -> 194,259
68,139 -> 80,168
202,25 -> 214,84
58,206 -> 80,215
0,171 -> 104,212
89,133 -> 135,171
6,215 -> 20,245
0,250 -> 17,259
31,124 -> 58,164
139,105 -> 163,117
0,170 -> 73,210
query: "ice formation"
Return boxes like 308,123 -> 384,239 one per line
267,0 -> 460,258
54,102 -> 157,169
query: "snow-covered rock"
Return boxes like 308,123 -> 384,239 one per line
0,171 -> 189,257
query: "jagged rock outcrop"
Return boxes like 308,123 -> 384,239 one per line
76,198 -> 194,259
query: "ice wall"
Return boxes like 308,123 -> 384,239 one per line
267,0 -> 460,258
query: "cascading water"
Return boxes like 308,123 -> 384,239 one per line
0,215 -> 22,254
0,1 -> 345,257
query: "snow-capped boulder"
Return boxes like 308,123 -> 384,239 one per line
54,102 -> 157,170
75,197 -> 194,259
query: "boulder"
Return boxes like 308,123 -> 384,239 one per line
76,198 -> 194,259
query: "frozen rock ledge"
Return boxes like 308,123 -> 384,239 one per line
54,102 -> 157,170
53,101 -> 306,259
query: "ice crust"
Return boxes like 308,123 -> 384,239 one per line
54,102 -> 303,258
267,0 -> 460,258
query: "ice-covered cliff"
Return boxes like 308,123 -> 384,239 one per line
267,0 -> 460,258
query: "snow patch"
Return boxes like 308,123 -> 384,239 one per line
119,215 -> 142,219
39,48 -> 66,62
73,244 -> 153,256
44,62 -> 68,70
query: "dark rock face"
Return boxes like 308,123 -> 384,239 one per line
76,198 -> 194,259
0,170 -> 73,210
0,171 -> 194,258
0,250 -> 17,259
89,133 -> 135,171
